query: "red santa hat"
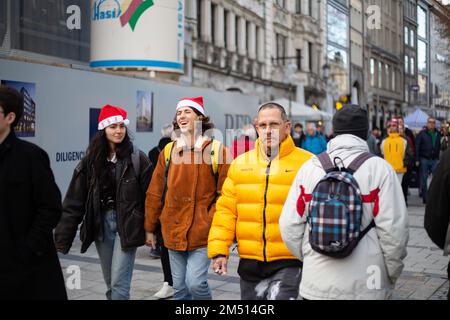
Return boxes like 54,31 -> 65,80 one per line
176,97 -> 205,116
98,105 -> 130,130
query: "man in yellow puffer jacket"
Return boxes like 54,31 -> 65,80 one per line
208,102 -> 312,300
381,120 -> 410,182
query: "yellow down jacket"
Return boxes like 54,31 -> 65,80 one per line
208,135 -> 313,262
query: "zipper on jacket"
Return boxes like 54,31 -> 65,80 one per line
262,161 -> 271,262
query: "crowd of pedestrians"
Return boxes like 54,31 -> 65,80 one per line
1,84 -> 449,300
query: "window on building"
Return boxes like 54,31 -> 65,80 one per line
418,5 -> 427,39
10,0 -> 90,62
370,58 -> 375,87
418,40 -> 427,73
255,26 -> 259,59
197,0 -> 202,39
235,15 -> 239,52
276,33 -> 286,65
308,0 -> 313,16
296,0 -> 301,14
404,26 -> 409,45
308,42 -> 313,72
0,0 -> 6,45
246,21 -> 250,53
418,74 -> 428,102
277,0 -> 286,8
410,29 -> 415,48
410,57 -> 415,75
378,61 -> 383,88
392,68 -> 396,92
211,3 -> 216,45
385,65 -> 390,90
296,49 -> 302,71
224,10 -> 229,49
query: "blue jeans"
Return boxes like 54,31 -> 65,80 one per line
168,248 -> 212,300
419,158 -> 439,202
95,209 -> 136,300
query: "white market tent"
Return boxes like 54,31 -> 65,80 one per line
404,108 -> 440,130
273,98 -> 331,121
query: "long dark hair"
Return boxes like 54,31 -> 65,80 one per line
85,129 -> 133,182
172,108 -> 214,135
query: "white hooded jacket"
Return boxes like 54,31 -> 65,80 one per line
279,134 -> 409,300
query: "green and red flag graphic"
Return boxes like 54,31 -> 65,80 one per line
120,0 -> 154,31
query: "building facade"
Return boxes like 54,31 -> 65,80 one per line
404,0 -> 419,115
350,0 -> 365,107
364,0 -> 404,131
430,0 -> 450,120
185,0 -> 326,105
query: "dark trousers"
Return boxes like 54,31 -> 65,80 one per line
156,226 -> 173,286
401,170 -> 410,205
419,158 -> 439,203
240,267 -> 302,300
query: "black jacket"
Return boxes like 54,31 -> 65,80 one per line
425,147 -> 450,252
415,129 -> 441,160
55,148 -> 153,254
0,131 -> 67,299
148,137 -> 172,168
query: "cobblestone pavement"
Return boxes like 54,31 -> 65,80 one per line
59,190 -> 449,300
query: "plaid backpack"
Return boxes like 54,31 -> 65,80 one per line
307,152 -> 376,258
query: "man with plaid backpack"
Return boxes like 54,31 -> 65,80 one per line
280,105 -> 409,300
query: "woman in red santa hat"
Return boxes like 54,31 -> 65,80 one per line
55,104 -> 153,300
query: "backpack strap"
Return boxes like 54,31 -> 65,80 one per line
210,139 -> 222,178
317,152 -> 334,173
347,152 -> 375,173
161,142 -> 175,205
358,220 -> 376,240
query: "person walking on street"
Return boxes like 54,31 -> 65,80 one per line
144,97 -> 230,300
381,120 -> 412,184
147,123 -> 175,298
292,123 -> 306,148
415,117 -> 441,204
301,122 -> 327,155
367,126 -> 381,156
424,147 -> 450,300
0,85 -> 67,300
55,105 -> 153,300
398,123 -> 414,206
280,105 -> 409,300
208,102 -> 312,300
230,123 -> 256,159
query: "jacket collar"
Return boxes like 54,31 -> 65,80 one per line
322,134 -> 369,165
174,135 -> 209,153
255,135 -> 296,162
388,133 -> 400,139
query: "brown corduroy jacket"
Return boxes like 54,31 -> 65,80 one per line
144,137 -> 230,251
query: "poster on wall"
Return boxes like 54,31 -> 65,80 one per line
1,80 -> 36,137
136,91 -> 153,132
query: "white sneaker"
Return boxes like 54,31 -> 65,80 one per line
154,282 -> 174,299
